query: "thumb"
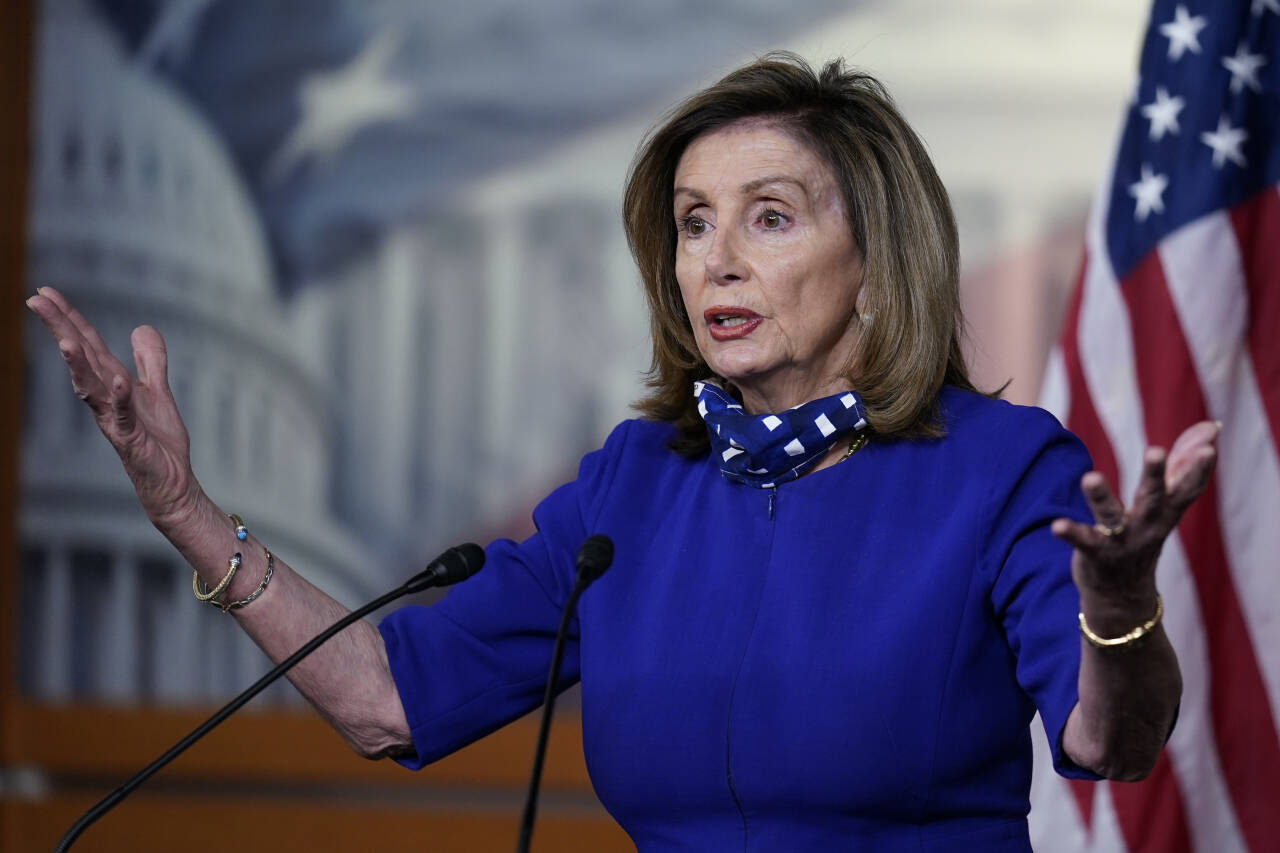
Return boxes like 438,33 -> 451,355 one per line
131,325 -> 170,394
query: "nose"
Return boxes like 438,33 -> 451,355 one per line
705,227 -> 747,285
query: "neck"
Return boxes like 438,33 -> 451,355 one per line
737,374 -> 854,415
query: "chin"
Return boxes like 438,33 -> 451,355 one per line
703,349 -> 771,384
707,363 -> 764,387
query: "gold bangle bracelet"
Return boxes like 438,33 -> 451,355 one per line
1079,594 -> 1163,649
193,553 -> 241,602
192,513 -> 253,604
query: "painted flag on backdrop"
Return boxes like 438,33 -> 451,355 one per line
1035,1 -> 1279,851
88,0 -> 852,296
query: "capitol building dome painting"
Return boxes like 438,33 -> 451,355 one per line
19,0 -> 641,707
22,2 -> 373,704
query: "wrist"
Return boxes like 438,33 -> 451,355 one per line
150,485 -> 220,552
1078,587 -> 1161,640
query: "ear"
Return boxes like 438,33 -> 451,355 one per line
854,281 -> 873,323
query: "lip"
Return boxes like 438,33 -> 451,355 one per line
704,306 -> 763,341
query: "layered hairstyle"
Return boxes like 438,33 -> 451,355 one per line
624,52 -> 986,456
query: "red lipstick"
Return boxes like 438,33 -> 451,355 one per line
704,306 -> 763,341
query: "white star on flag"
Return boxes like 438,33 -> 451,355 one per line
135,0 -> 213,68
1128,164 -> 1169,221
266,30 -> 416,182
1254,0 -> 1280,16
1200,115 -> 1249,168
1140,87 -> 1185,139
1159,5 -> 1208,60
1222,44 -> 1267,93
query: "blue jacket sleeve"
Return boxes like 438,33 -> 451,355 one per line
378,421 -> 631,769
981,406 -> 1103,781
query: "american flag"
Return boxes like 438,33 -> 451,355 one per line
1033,2 -> 1279,851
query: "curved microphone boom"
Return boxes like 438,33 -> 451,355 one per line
516,534 -> 615,853
54,543 -> 486,853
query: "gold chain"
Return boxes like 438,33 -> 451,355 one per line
839,432 -> 869,462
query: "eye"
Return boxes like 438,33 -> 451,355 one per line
759,209 -> 787,230
678,214 -> 710,237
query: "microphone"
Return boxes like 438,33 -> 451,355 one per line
55,543 -> 486,853
405,543 -> 487,592
516,534 -> 614,853
574,534 -> 614,587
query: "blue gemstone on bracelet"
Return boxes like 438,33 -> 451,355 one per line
235,527 -> 247,541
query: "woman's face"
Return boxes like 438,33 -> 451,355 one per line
673,121 -> 864,414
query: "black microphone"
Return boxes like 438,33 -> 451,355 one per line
54,543 -> 486,853
516,534 -> 614,853
574,534 -> 613,587
405,543 -> 487,592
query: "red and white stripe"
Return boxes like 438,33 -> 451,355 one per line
1032,183 -> 1280,852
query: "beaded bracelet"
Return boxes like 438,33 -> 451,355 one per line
1079,595 -> 1164,650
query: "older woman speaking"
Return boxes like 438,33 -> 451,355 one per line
28,53 -> 1216,851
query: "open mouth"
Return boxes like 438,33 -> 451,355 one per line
704,307 -> 763,340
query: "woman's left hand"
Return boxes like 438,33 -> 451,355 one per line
1051,420 -> 1220,630
1054,420 -> 1218,778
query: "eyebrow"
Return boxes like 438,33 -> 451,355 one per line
673,175 -> 810,205
740,175 -> 809,196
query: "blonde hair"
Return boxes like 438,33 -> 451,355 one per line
624,52 -> 987,455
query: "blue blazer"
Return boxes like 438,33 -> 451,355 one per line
381,387 -> 1099,851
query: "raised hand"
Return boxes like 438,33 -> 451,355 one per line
1052,420 -> 1220,626
26,286 -> 204,530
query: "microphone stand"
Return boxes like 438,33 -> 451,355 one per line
54,544 -> 485,853
516,535 -> 613,853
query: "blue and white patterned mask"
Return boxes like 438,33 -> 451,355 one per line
694,379 -> 869,488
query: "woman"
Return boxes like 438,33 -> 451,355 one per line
28,54 -> 1216,851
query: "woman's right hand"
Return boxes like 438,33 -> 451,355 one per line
27,286 -> 205,531
28,287 -> 413,753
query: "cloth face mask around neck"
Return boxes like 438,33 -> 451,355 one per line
694,379 -> 869,488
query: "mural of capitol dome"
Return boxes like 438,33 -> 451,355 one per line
21,0 -> 374,705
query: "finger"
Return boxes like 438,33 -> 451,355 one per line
1080,470 -> 1126,531
32,293 -> 141,437
1168,419 -> 1221,458
1129,446 -> 1168,528
1049,514 -> 1121,555
34,285 -> 71,310
29,288 -> 110,380
1167,444 -> 1217,512
57,337 -> 111,417
1166,420 -> 1221,490
1052,517 -> 1106,552
30,293 -> 132,405
28,290 -> 89,351
61,336 -> 138,441
37,286 -> 120,378
107,371 -> 137,436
